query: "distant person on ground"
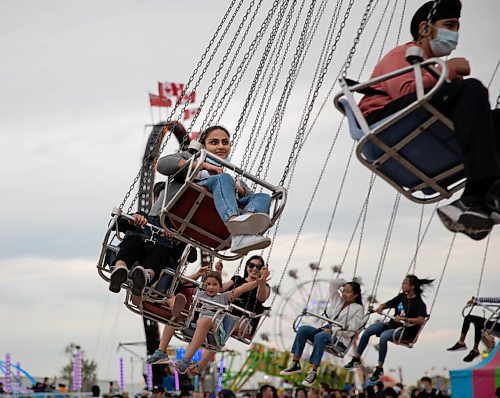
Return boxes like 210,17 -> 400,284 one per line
447,296 -> 500,362
344,275 -> 431,383
281,278 -> 365,386
92,385 -> 101,398
356,0 -> 500,240
418,377 -> 443,398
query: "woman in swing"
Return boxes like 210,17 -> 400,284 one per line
280,278 -> 365,387
344,275 -> 432,383
156,125 -> 273,255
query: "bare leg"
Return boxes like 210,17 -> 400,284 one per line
159,325 -> 176,352
184,317 -> 213,360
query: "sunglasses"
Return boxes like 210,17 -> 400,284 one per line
247,262 -> 264,270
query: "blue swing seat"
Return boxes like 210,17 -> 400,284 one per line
334,55 -> 466,204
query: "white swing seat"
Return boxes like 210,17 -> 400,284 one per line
334,56 -> 466,204
160,149 -> 287,261
293,309 -> 367,358
173,292 -> 240,351
229,306 -> 270,345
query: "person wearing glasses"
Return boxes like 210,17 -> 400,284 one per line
186,255 -> 271,374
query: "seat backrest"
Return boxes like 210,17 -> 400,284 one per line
167,183 -> 230,249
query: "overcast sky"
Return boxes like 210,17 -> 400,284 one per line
1,0 -> 499,392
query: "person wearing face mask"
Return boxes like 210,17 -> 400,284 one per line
357,0 -> 500,241
157,125 -> 273,254
280,278 -> 365,387
418,377 -> 443,398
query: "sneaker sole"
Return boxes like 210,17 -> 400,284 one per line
130,268 -> 146,296
301,379 -> 316,387
280,369 -> 302,376
227,213 -> 271,235
343,364 -> 361,371
171,295 -> 187,318
232,238 -> 271,255
437,208 -> 492,240
148,357 -> 170,365
447,347 -> 468,352
109,268 -> 128,293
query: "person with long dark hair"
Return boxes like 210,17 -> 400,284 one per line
344,275 -> 433,383
157,125 -> 273,254
280,278 -> 365,387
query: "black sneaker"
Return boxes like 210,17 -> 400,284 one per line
437,199 -> 493,240
301,370 -> 317,387
446,342 -> 467,351
130,266 -> 151,296
485,179 -> 500,224
343,357 -> 361,370
368,366 -> 384,383
109,267 -> 128,293
280,361 -> 302,375
463,349 -> 480,362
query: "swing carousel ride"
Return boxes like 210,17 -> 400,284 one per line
97,0 -> 500,392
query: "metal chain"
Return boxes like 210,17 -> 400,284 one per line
200,0 -> 265,130
487,57 -> 500,89
475,233 -> 491,298
185,0 -> 247,133
341,0 -> 376,78
304,140 -> 356,308
255,0 -> 330,180
212,1 -> 283,127
395,0 -> 408,46
118,0 -> 239,209
406,203 -> 439,276
411,204 -> 425,274
260,0 -> 334,180
249,0 -> 342,176
238,0 -> 302,171
368,191 -> 401,307
231,0 -> 290,151
266,120 -> 350,308
429,233 -> 456,315
338,175 -> 376,272
281,0 -> 368,186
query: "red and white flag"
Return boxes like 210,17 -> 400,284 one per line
183,107 -> 200,120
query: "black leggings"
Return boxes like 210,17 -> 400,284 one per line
461,314 -> 500,347
366,79 -> 500,194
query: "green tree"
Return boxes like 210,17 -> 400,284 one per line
60,343 -> 98,391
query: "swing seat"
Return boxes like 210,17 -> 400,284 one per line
124,287 -> 195,329
180,314 -> 238,351
165,181 -> 231,251
160,149 -> 288,261
392,319 -> 427,348
334,56 -> 466,204
230,307 -> 270,345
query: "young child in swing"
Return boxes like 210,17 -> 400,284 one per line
147,269 -> 270,372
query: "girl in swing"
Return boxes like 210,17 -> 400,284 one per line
156,125 -> 273,254
344,275 -> 432,383
147,269 -> 270,373
280,278 -> 365,387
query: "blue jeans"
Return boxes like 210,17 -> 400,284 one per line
356,322 -> 396,365
291,325 -> 340,367
198,173 -> 272,224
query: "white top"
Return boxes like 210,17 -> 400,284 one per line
326,278 -> 365,346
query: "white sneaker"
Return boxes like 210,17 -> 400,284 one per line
226,213 -> 271,235
230,235 -> 271,254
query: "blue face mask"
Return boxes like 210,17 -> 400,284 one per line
430,27 -> 458,57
